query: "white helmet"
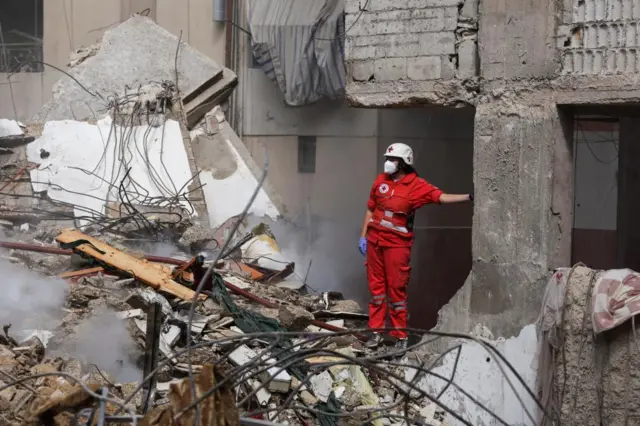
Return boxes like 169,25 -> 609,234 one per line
384,143 -> 414,166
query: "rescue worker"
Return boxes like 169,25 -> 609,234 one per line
358,143 -> 473,350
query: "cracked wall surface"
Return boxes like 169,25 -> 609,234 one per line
344,0 -> 479,107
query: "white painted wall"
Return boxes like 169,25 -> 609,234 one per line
413,325 -> 539,426
573,123 -> 619,230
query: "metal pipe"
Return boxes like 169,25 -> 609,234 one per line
0,240 -> 185,265
213,0 -> 226,22
221,278 -> 367,341
0,239 -> 358,338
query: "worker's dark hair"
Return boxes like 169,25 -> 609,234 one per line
398,158 -> 417,176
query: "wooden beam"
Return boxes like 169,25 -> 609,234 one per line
55,229 -> 203,301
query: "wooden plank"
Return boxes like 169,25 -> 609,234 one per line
55,229 -> 203,301
59,267 -> 105,279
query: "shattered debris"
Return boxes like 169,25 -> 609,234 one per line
0,11 -> 547,426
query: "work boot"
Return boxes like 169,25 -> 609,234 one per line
393,338 -> 408,353
365,333 -> 384,349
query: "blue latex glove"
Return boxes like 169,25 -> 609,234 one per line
358,237 -> 367,256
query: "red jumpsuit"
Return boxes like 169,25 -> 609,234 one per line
365,172 -> 443,339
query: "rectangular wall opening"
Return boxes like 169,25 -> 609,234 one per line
377,106 -> 475,330
572,107 -> 640,272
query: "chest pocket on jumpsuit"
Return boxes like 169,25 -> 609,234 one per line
375,185 -> 414,234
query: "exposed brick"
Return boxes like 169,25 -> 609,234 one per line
354,35 -> 387,47
408,0 -> 462,7
371,20 -> 409,35
458,38 -> 478,78
345,13 -> 376,36
376,10 -> 412,20
374,58 -> 408,80
409,18 -> 445,32
418,32 -> 456,55
348,45 -> 377,60
411,8 -> 444,19
442,6 -> 459,30
378,41 -> 423,57
407,56 -> 442,79
350,60 -> 375,81
368,0 -> 409,11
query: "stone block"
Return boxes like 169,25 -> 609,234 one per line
407,56 -> 442,80
345,13 -> 376,36
408,0 -> 462,7
368,0 -> 409,11
460,0 -> 478,18
375,58 -> 408,80
409,18 -> 445,32
418,32 -> 456,55
372,19 -> 408,35
376,10 -> 412,20
458,37 -> 478,78
347,45 -> 377,60
350,60 -> 375,81
442,6 -> 459,29
354,35 -> 387,46
378,41 -> 423,57
411,8 -> 444,19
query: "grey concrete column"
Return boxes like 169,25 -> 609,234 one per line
437,101 -> 573,337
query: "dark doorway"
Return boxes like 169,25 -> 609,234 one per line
572,108 -> 640,272
377,107 -> 475,330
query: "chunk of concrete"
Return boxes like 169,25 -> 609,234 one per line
278,304 -> 314,331
0,119 -> 22,138
34,16 -> 226,123
309,371 -> 333,403
228,345 -> 291,393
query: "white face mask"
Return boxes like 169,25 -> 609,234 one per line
384,160 -> 398,175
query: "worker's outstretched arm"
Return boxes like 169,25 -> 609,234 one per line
439,193 -> 473,204
360,209 -> 373,238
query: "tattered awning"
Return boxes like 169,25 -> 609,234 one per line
247,0 -> 346,106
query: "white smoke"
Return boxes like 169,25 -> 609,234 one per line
254,216 -> 369,307
0,258 -> 68,332
64,310 -> 142,382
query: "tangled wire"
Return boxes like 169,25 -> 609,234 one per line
0,327 -> 553,426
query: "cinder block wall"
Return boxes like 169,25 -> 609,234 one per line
559,0 -> 640,74
344,0 -> 479,106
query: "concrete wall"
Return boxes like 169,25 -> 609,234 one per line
344,0 -> 478,107
0,0 -> 226,121
559,0 -> 640,75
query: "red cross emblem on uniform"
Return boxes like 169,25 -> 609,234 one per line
388,147 -> 393,153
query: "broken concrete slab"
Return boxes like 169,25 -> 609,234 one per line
33,16 -> 226,124
190,109 -> 283,227
0,120 -> 22,138
228,345 -> 292,393
184,67 -> 238,129
278,304 -> 314,331
28,117 -> 193,224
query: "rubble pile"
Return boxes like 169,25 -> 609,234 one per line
0,12 -> 536,426
0,224 -> 448,426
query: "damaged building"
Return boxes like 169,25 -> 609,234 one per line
2,0 -> 640,424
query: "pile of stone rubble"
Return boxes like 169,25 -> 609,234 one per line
0,223 -> 450,426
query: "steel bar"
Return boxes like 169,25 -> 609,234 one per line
142,302 -> 162,414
